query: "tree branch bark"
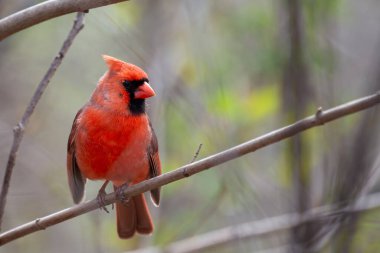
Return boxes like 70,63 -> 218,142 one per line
0,0 -> 127,41
124,192 -> 380,253
0,91 -> 379,245
0,12 -> 86,231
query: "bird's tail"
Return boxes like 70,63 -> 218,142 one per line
115,190 -> 154,239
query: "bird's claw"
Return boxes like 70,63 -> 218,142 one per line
97,188 -> 110,213
96,180 -> 112,213
116,183 -> 130,205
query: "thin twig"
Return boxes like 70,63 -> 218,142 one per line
0,12 -> 86,231
0,0 -> 127,41
124,192 -> 380,253
0,91 -> 379,245
190,144 -> 203,163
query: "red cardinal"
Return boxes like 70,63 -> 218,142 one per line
67,55 -> 161,238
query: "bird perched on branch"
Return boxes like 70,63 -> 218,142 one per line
66,55 -> 161,238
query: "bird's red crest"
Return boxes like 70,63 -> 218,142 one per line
102,55 -> 124,72
102,55 -> 148,81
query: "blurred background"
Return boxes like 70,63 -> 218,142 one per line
1,0 -> 380,252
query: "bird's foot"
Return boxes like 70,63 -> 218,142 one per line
97,180 -> 111,213
115,183 -> 130,205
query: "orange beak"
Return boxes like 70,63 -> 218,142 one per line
134,82 -> 156,99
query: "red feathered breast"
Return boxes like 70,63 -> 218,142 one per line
75,106 -> 152,186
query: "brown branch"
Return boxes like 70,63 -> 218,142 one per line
0,0 -> 127,41
0,91 -> 379,245
190,144 -> 203,163
125,192 -> 380,253
0,12 -> 85,230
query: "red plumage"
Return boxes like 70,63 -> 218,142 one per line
67,55 -> 161,238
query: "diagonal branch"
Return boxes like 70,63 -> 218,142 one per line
0,0 -> 127,41
0,91 -> 379,245
0,12 -> 86,231
124,192 -> 380,253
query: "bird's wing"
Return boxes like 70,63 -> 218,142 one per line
67,108 -> 86,204
148,122 -> 162,206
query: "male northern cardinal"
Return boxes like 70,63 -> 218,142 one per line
67,55 -> 161,238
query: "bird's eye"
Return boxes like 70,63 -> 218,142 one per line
122,80 -> 130,87
122,79 -> 149,89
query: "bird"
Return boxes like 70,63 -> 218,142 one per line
66,55 -> 161,239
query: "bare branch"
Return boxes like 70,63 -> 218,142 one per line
190,144 -> 203,163
124,192 -> 380,253
0,0 -> 127,41
0,91 -> 379,245
0,12 -> 86,230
